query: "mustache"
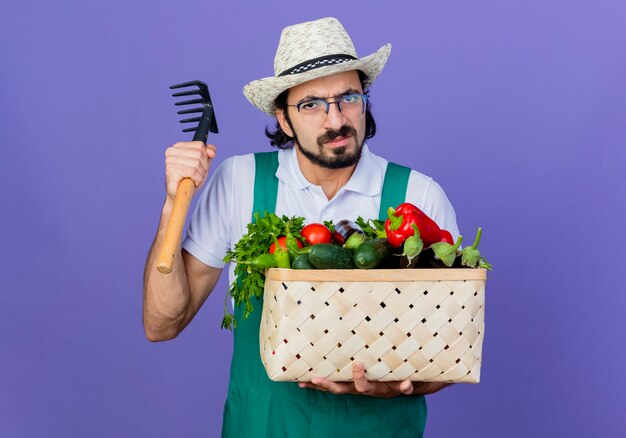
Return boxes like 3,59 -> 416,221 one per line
318,125 -> 357,144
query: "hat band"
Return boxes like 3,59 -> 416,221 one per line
278,54 -> 357,77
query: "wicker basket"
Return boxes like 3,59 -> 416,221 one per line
260,268 -> 487,383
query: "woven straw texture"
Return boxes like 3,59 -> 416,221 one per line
260,268 -> 486,383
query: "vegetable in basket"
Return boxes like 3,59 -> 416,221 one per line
430,236 -> 463,267
385,203 -> 442,247
354,217 -> 386,239
301,223 -> 333,245
292,253 -> 315,269
343,231 -> 366,250
332,219 -> 364,244
270,234 -> 291,268
353,238 -> 394,269
268,234 -> 303,254
439,229 -> 454,245
236,253 -> 279,270
222,212 -> 305,330
308,243 -> 354,269
398,223 -> 424,266
461,227 -> 492,270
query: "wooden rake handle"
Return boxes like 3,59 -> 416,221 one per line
156,178 -> 196,274
158,79 -> 218,274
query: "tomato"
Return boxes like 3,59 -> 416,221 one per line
269,236 -> 303,254
301,223 -> 333,245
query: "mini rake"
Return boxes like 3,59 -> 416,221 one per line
157,80 -> 219,274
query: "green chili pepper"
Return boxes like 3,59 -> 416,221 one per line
285,222 -> 303,263
285,222 -> 301,254
430,235 -> 463,267
236,253 -> 278,271
271,234 -> 291,268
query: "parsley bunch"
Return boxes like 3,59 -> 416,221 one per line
222,212 -> 305,330
355,216 -> 387,239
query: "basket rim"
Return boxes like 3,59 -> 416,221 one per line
266,268 -> 487,282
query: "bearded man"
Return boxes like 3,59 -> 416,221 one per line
143,17 -> 459,437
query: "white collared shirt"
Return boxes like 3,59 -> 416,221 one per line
183,144 -> 459,286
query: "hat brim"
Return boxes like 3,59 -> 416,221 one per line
243,43 -> 391,115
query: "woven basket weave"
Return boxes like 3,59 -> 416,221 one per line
260,268 -> 486,383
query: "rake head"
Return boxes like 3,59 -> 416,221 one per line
170,80 -> 218,143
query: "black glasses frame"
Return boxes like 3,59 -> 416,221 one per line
287,93 -> 369,115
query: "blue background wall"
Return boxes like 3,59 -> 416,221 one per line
1,1 -> 625,436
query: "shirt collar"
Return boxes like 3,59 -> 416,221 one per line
276,143 -> 383,196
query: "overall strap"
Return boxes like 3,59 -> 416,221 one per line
378,162 -> 411,220
252,151 -> 280,221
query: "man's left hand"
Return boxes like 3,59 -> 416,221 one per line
298,362 -> 450,398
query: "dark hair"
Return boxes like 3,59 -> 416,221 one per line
265,70 -> 377,149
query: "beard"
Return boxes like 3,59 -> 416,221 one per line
293,124 -> 364,169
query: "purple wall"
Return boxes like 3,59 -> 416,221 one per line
2,1 -> 625,436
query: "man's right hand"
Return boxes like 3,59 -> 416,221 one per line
164,141 -> 217,203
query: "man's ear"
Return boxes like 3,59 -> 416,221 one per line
276,109 -> 294,138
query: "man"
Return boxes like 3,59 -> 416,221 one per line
144,17 -> 459,437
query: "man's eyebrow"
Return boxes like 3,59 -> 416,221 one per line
296,88 -> 362,104
338,88 -> 361,96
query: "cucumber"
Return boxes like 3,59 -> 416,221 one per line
292,253 -> 316,270
354,238 -> 393,269
308,244 -> 354,269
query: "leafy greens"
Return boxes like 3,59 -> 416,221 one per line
222,212 -> 304,330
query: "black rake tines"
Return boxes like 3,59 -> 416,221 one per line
169,80 -> 218,143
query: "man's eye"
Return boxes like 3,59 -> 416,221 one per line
300,100 -> 323,111
342,94 -> 360,104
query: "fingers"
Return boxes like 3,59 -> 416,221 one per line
297,363 -> 416,398
352,362 -> 375,394
352,362 -> 404,397
298,378 -> 351,394
166,142 -> 211,173
164,141 -> 217,199
165,162 -> 205,193
398,379 -> 414,395
205,143 -> 217,159
378,380 -> 412,395
297,363 -> 371,395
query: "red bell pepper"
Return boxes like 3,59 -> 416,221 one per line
385,207 -> 422,247
395,202 -> 420,216
392,203 -> 442,247
440,229 -> 454,245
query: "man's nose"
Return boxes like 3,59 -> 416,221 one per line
322,101 -> 348,129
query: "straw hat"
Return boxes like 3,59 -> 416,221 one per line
243,17 -> 391,115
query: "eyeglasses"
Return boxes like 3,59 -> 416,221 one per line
287,93 -> 368,125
